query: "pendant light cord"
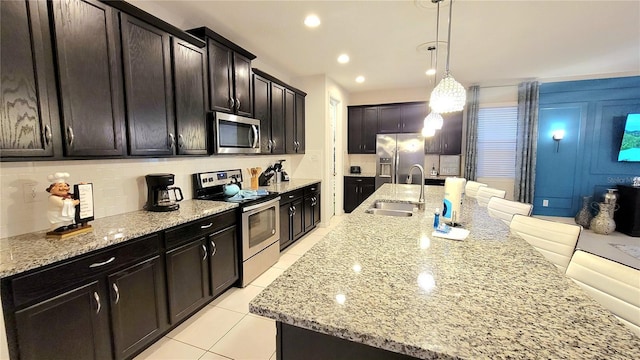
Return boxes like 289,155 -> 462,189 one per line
445,0 -> 453,73
434,1 -> 440,78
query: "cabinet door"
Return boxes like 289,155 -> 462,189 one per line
303,195 -> 313,232
165,238 -> 209,324
295,92 -> 305,153
279,202 -> 293,250
109,256 -> 168,360
15,281 -> 111,360
362,107 -> 378,153
424,133 -> 442,154
291,198 -> 305,240
207,39 -> 233,113
343,178 -> 359,213
348,107 -> 363,154
208,226 -> 239,298
253,74 -> 271,152
121,14 -> 174,156
312,192 -> 321,226
233,52 -> 252,117
377,105 -> 401,134
172,38 -> 208,155
270,82 -> 286,154
440,111 -> 463,155
360,181 -> 376,203
1,0 -> 58,158
51,0 -> 125,157
401,103 -> 427,133
284,88 -> 296,154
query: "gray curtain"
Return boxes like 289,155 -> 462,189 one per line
464,86 -> 480,180
515,81 -> 539,203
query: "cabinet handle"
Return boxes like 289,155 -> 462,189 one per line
178,134 -> 184,148
202,244 -> 207,261
89,257 -> 115,268
200,223 -> 213,229
44,125 -> 52,146
288,194 -> 294,199
356,179 -> 362,182
236,98 -> 241,110
292,205 -> 296,216
289,206 -> 294,216
66,126 -> 74,147
272,139 -> 276,148
229,98 -> 235,109
210,240 -> 217,257
112,283 -> 120,305
94,292 -> 101,314
398,123 -> 400,129
169,133 -> 175,149
271,229 -> 276,235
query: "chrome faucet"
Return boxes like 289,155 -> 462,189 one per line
407,164 -> 425,210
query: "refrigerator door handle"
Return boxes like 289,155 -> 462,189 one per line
394,148 -> 400,184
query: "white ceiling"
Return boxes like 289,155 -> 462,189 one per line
129,0 -> 640,93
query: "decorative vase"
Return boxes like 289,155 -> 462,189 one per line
574,196 -> 593,228
590,202 -> 616,235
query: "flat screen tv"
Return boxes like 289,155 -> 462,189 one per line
618,113 -> 640,162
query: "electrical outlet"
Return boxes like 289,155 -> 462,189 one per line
22,183 -> 38,203
542,199 -> 549,207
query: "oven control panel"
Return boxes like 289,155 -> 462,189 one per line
193,169 -> 243,189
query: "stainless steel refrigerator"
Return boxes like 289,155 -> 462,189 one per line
375,133 -> 425,189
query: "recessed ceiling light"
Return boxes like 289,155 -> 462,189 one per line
304,14 -> 321,28
425,68 -> 436,76
355,76 -> 365,83
337,54 -> 350,64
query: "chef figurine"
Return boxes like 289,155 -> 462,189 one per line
46,172 -> 79,231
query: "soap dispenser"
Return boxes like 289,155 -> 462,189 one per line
430,164 -> 438,176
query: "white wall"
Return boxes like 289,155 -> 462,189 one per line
349,87 -> 428,106
0,155 -> 302,238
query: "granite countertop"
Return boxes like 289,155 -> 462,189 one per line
259,178 -> 321,193
0,200 -> 237,278
345,173 -> 376,178
250,184 -> 640,359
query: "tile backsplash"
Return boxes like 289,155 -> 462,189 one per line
0,155 -> 299,238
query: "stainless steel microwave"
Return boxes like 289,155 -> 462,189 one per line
211,112 -> 261,154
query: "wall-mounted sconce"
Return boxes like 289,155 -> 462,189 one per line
552,130 -> 565,152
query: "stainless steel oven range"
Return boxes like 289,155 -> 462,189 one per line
193,169 -> 280,287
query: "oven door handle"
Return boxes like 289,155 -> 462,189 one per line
242,196 -> 281,212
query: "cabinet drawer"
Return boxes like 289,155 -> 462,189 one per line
304,183 -> 321,196
164,210 -> 236,249
280,189 -> 304,204
10,234 -> 160,308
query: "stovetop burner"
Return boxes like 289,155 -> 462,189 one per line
192,169 -> 279,207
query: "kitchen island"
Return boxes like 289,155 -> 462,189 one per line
250,184 -> 640,359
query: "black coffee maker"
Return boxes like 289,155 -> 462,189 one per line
145,174 -> 183,212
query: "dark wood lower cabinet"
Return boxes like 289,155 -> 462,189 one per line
14,281 -> 112,360
165,238 -> 209,324
109,256 -> 168,360
279,184 -> 321,251
209,226 -> 239,298
277,322 -> 418,360
344,177 -> 375,213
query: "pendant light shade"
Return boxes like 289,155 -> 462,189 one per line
429,72 -> 466,113
425,111 -> 444,130
429,0 -> 465,114
422,121 -> 436,137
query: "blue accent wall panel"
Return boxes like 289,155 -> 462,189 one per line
535,76 -> 640,217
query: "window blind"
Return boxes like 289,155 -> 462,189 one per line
477,107 -> 517,178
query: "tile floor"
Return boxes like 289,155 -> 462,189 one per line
134,215 -> 346,360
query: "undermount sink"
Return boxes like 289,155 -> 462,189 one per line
365,200 -> 417,217
365,208 -> 413,217
372,201 -> 417,212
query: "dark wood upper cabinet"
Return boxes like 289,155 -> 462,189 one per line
285,90 -> 305,154
294,92 -> 305,153
1,0 -> 60,159
253,74 -> 272,152
424,111 -> 463,155
270,82 -> 286,154
172,38 -> 208,155
51,0 -> 126,157
187,27 -> 255,117
120,13 -> 174,156
362,107 -> 378,153
377,105 -> 402,133
348,107 -> 363,154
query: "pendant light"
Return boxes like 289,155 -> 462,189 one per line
429,0 -> 465,114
